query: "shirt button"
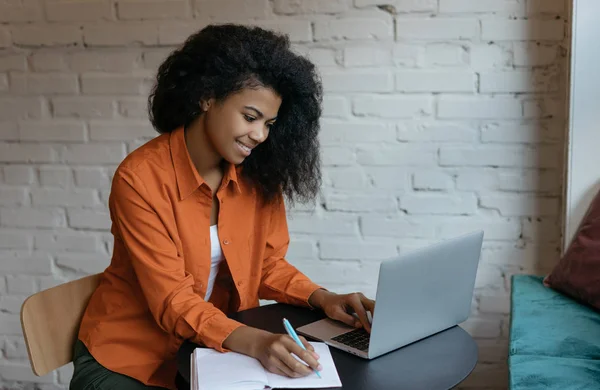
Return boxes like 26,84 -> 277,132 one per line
223,239 -> 230,245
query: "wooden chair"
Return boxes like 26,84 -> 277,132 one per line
20,273 -> 102,377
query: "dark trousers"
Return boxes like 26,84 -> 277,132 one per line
69,340 -> 167,390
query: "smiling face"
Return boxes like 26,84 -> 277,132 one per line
201,86 -> 282,165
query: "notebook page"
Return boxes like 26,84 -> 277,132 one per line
265,342 -> 342,389
193,348 -> 269,390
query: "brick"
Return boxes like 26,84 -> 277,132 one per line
35,231 -> 104,252
412,170 -> 454,191
0,186 -> 28,206
10,73 -> 79,95
4,337 -> 30,359
81,73 -> 151,95
324,167 -> 369,189
297,47 -> 338,68
142,49 -> 172,70
396,70 -> 474,92
439,0 -> 524,14
397,121 -> 477,142
0,228 -> 32,249
470,43 -> 512,69
321,70 -> 393,92
30,52 -> 68,71
320,120 -> 395,145
84,22 -> 158,46
323,191 -> 396,212
396,18 -> 479,40
353,96 -> 432,118
0,0 -> 43,22
361,216 -> 436,238
117,0 -> 191,20
3,165 -> 35,185
0,27 -> 10,48
0,72 -> 7,91
0,361 -> 55,383
74,167 -> 111,188
499,170 -> 561,194
322,96 -> 349,118
53,96 -> 116,119
481,122 -> 562,144
0,53 -> 27,71
1,207 -> 65,228
522,217 -> 561,243
70,50 -> 141,72
315,16 -> 392,41
392,44 -> 420,66
274,0 -> 348,14
365,167 -> 410,190
67,208 -> 111,229
158,22 -> 206,45
344,46 -> 390,67
480,194 -> 560,216
12,24 -> 82,46
61,144 -> 126,164
482,20 -> 564,41
39,166 -> 72,188
474,263 -> 504,290
18,121 -> 86,142
0,121 -> 18,140
482,244 -> 559,271
46,0 -> 113,21
7,275 -> 36,295
438,96 -> 522,119
440,145 -> 559,168
480,70 -> 559,93
513,43 -> 558,67
523,98 -> 564,119
437,216 -> 521,241
89,120 -> 154,141
119,97 -> 148,118
527,0 -> 565,14
400,193 -> 477,215
478,293 -> 511,314
38,275 -> 68,291
357,145 -> 437,166
288,260 -> 362,285
32,188 -> 99,207
0,276 -> 4,294
320,239 -> 398,260
422,43 -> 468,66
321,146 -> 356,166
355,0 -> 437,12
56,253 -> 110,274
1,251 -> 54,274
461,317 -> 502,339
288,214 -> 358,236
58,364 -> 74,384
0,314 -> 24,336
250,20 -> 313,43
194,0 -> 270,20
286,238 -> 317,259
0,143 -> 57,163
0,97 -> 46,120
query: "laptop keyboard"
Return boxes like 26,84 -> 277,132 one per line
330,328 -> 370,352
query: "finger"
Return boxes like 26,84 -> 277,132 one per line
299,336 -> 319,359
282,337 -> 321,372
332,306 -> 358,328
349,293 -> 372,333
361,296 -> 376,314
269,356 -> 299,378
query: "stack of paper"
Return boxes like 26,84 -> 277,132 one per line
190,342 -> 342,389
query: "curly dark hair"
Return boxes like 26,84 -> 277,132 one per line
148,24 -> 323,205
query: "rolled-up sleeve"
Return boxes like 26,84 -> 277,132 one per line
258,194 -> 323,306
110,168 -> 244,351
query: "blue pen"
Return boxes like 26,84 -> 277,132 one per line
282,318 -> 322,379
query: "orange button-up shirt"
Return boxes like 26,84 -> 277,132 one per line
78,126 -> 322,389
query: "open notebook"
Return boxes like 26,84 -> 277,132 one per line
190,342 -> 342,390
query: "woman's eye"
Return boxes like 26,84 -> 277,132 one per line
244,114 -> 255,122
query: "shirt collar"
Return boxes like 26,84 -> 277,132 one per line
170,126 -> 242,200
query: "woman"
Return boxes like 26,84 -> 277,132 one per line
71,24 -> 375,390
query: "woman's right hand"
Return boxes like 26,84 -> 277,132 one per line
223,326 -> 322,378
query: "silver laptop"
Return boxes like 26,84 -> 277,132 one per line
297,231 -> 484,360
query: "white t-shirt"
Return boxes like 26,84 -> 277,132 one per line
205,225 -> 225,301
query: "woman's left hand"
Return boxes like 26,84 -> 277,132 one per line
308,289 -> 375,333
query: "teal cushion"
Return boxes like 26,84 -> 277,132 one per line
509,275 -> 600,389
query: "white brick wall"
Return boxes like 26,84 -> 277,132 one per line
0,0 -> 569,388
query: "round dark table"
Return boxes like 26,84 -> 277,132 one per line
177,303 -> 478,390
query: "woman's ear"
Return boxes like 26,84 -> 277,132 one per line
200,98 -> 213,112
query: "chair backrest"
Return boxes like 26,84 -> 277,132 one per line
20,273 -> 102,376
